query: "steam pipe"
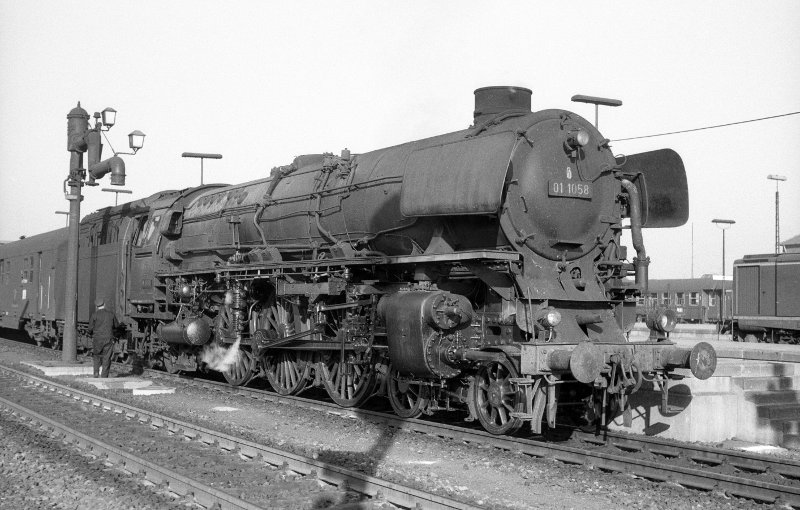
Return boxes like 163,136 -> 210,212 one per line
621,179 -> 649,293
253,204 -> 269,248
88,156 -> 126,186
86,129 -> 102,168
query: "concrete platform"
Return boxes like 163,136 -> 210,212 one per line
609,337 -> 800,449
133,385 -> 176,395
21,360 -> 95,376
83,376 -> 176,395
20,360 -> 176,396
82,376 -> 155,390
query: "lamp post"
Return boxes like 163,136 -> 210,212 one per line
63,102 -> 145,363
571,95 -> 623,129
767,174 -> 787,253
102,188 -> 133,206
712,218 -> 735,335
55,211 -> 69,227
182,152 -> 222,185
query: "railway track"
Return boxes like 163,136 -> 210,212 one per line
0,363 -> 476,510
147,358 -> 800,507
6,337 -> 800,507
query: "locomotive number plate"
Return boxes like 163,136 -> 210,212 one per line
548,180 -> 593,199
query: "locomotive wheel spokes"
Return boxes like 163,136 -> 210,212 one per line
387,365 -> 429,419
471,358 -> 523,435
223,346 -> 256,386
265,350 -> 309,395
321,350 -> 376,407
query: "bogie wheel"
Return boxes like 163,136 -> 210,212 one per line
265,350 -> 309,395
321,350 -> 377,407
471,358 -> 523,435
222,346 -> 257,386
387,365 -> 429,419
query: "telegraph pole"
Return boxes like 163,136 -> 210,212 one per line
767,174 -> 787,253
712,218 -> 735,338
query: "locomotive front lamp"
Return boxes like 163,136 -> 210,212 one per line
537,308 -> 562,329
566,129 -> 590,150
101,107 -> 117,129
128,130 -> 146,153
654,309 -> 677,333
647,308 -> 677,339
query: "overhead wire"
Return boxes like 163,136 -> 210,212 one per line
611,111 -> 800,142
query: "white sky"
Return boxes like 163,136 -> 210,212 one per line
1,1 -> 798,279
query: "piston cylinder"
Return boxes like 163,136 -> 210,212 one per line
157,317 -> 213,346
378,291 -> 474,378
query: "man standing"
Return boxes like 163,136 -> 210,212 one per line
88,298 -> 119,378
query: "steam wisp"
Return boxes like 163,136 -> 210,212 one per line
202,337 -> 242,372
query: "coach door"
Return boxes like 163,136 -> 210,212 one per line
127,213 -> 161,313
15,254 -> 36,322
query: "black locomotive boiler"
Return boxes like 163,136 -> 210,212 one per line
0,86 -> 716,434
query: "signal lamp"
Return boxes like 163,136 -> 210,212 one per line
101,107 -> 117,128
128,130 -> 146,153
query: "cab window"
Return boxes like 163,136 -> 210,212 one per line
134,215 -> 161,248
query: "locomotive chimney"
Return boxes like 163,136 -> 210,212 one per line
473,86 -> 532,125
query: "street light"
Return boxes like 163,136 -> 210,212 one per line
55,211 -> 69,227
63,102 -> 144,363
571,94 -> 623,129
767,174 -> 787,254
712,218 -> 735,336
102,188 -> 133,206
182,152 -> 222,185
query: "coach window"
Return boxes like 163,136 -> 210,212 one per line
708,292 -> 718,307
26,256 -> 34,282
690,292 -> 699,305
676,292 -> 684,305
661,292 -> 670,305
0,259 -> 7,285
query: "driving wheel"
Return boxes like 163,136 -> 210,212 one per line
265,350 -> 309,395
321,350 -> 377,407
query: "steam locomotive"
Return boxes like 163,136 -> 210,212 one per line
0,86 -> 717,434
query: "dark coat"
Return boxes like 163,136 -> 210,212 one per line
88,307 -> 120,353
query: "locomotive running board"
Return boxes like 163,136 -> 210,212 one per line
378,249 -> 520,265
157,249 -> 521,277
